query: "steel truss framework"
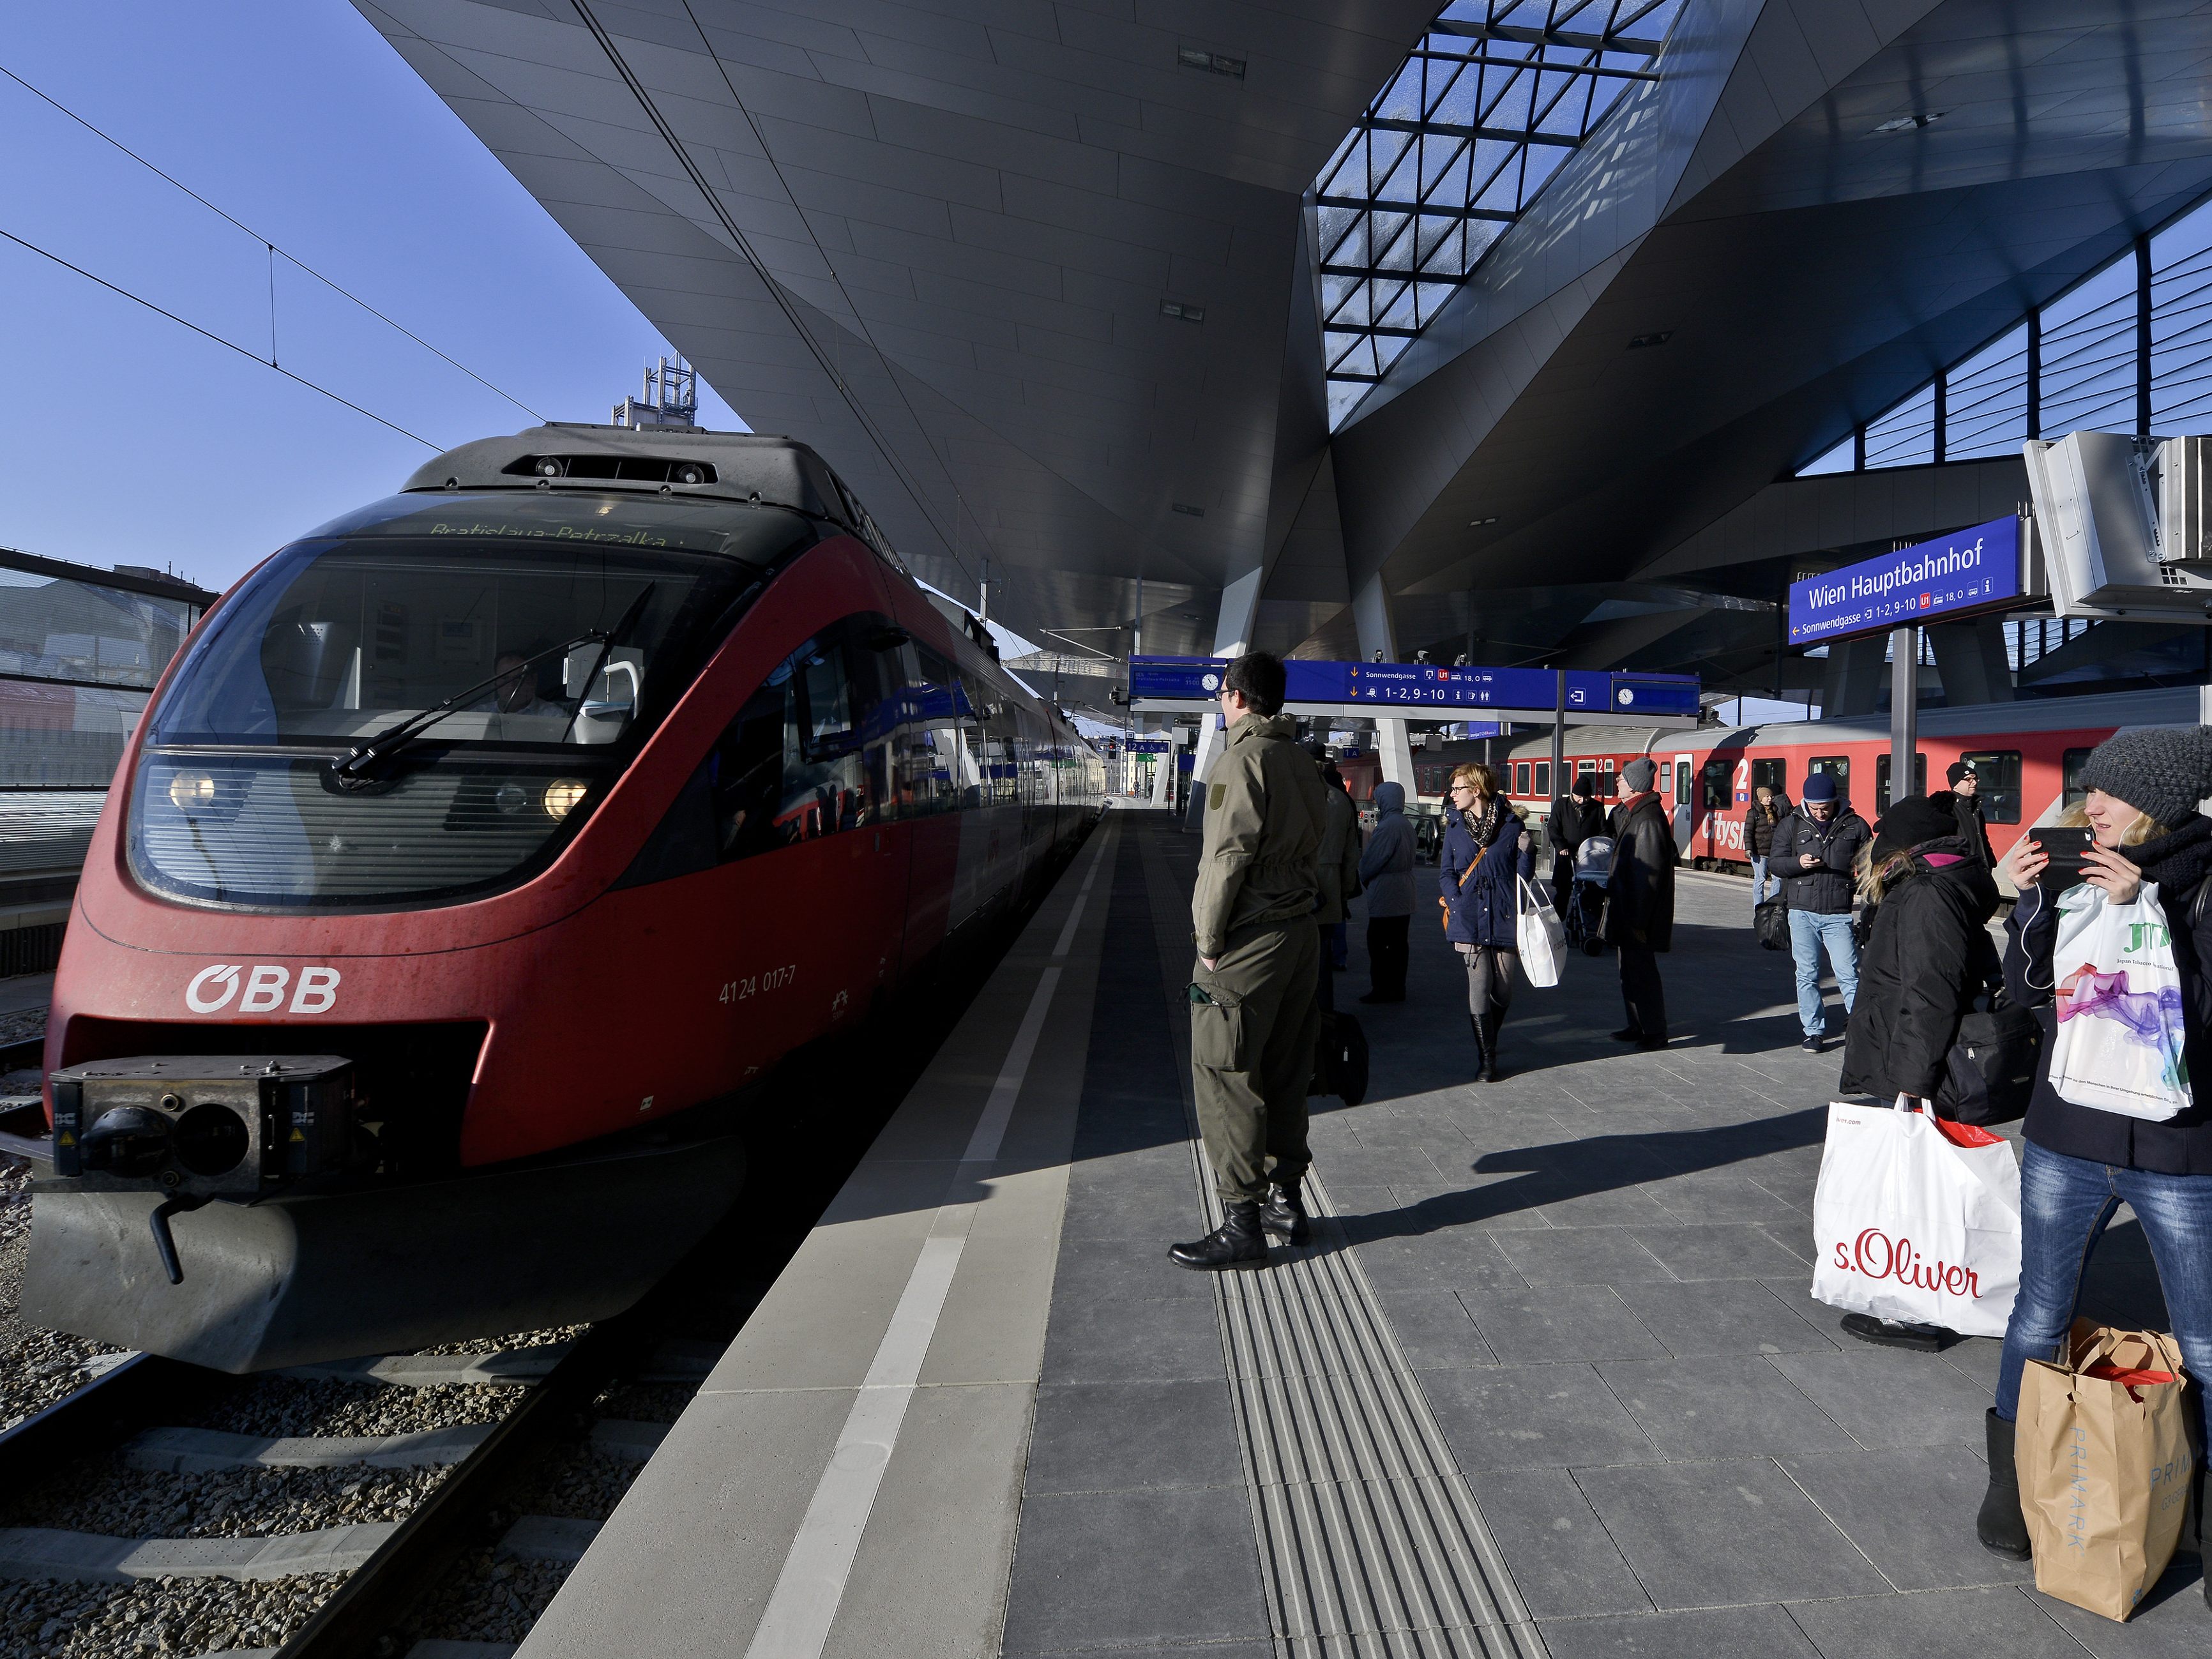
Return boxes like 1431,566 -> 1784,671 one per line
1312,0 -> 1683,427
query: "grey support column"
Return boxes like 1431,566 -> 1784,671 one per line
1185,569 -> 1265,831
1822,635 -> 1888,718
1352,575 -> 1414,794
1927,617 -> 2015,706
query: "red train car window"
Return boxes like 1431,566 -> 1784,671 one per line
1960,750 -> 2022,822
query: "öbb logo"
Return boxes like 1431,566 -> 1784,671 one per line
185,964 -> 341,1015
1831,1225 -> 1984,1299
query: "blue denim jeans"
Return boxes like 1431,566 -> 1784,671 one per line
1789,906 -> 1859,1038
1750,856 -> 1771,908
1995,1140 -> 2212,1452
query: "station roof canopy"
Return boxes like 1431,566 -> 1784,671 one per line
356,1 -> 2212,697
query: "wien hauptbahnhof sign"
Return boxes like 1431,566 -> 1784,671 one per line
1787,515 -> 2024,646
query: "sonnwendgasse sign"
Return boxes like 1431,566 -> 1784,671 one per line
1787,515 -> 2022,646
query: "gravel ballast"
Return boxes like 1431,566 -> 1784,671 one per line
0,1571 -> 342,1655
1,1458 -> 451,1541
181,1378 -> 524,1441
2,1154 -> 130,1437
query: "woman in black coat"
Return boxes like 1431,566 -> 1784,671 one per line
1971,727 -> 2212,1603
1439,762 -> 1536,1083
1839,794 -> 2001,1104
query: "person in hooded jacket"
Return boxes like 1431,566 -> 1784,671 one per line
1358,781 -> 1416,1003
1973,727 -> 2212,1605
1605,757 -> 1676,1049
1308,746 -> 1363,1014
1835,792 -> 2001,1351
1439,763 -> 1534,1081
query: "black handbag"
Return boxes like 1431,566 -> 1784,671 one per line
1309,1011 -> 1370,1106
1935,996 -> 2040,1126
1754,897 -> 1791,951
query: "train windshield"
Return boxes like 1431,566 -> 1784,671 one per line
128,496 -> 811,909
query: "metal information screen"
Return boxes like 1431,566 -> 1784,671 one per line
1128,659 -> 1699,718
1787,515 -> 2023,647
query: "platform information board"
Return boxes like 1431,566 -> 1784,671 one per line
1128,658 -> 1699,719
1786,515 -> 2022,647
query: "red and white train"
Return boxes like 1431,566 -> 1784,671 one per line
1342,685 -> 2206,885
26,427 -> 1104,1370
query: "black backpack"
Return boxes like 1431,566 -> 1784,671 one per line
1310,1011 -> 1370,1106
1754,898 -> 1790,951
1936,997 -> 2040,1126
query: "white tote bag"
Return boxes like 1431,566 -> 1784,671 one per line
1810,1096 -> 2022,1338
1516,875 -> 1566,989
2045,881 -> 2192,1122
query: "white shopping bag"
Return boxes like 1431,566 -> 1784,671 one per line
1516,875 -> 1565,989
2046,881 -> 2192,1121
1810,1096 -> 2021,1338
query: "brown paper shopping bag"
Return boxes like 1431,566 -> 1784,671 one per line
2016,1319 -> 2195,1621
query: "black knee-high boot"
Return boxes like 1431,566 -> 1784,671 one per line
1478,1010 -> 1504,1082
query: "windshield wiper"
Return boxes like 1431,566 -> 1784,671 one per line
330,590 -> 653,787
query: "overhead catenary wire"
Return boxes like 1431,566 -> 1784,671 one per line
0,62 -> 546,423
0,226 -> 437,449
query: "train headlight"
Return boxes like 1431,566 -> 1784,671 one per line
543,778 -> 588,821
168,769 -> 218,813
494,782 -> 530,815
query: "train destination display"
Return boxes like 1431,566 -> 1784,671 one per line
1128,658 -> 1700,719
1787,515 -> 2024,646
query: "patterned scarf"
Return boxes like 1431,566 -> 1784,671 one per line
1461,798 -> 1505,850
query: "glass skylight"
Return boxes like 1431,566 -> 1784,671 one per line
1314,1 -> 1685,427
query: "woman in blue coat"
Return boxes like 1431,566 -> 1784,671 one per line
1439,763 -> 1536,1082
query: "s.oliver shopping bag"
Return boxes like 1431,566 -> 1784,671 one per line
1516,876 -> 1566,989
1809,1096 -> 2021,1337
2017,1320 -> 2195,1621
2046,881 -> 2191,1122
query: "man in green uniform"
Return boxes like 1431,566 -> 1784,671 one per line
1171,652 -> 1328,1270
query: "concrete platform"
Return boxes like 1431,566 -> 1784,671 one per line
517,821 -> 2202,1659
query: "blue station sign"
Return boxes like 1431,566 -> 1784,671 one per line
1787,515 -> 2023,647
1128,659 -> 1699,718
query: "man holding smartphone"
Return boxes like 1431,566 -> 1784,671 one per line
1769,773 -> 1870,1051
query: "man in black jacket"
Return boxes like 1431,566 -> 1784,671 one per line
1770,773 -> 1870,1052
1604,757 -> 1676,1049
1547,774 -> 1601,893
1928,759 -> 1997,866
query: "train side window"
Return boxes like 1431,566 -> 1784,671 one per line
1515,761 -> 1531,796
1414,761 -> 1450,798
1533,761 -> 1550,796
1600,762 -> 1617,798
1750,758 -> 1787,795
1958,750 -> 2022,822
1808,755 -> 1851,804
1674,761 -> 1690,803
1874,752 -> 1926,815
1699,759 -> 1728,810
893,648 -> 973,815
2062,748 -> 2093,809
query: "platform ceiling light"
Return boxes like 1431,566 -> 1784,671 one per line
1627,331 -> 1672,349
1873,111 -> 1944,133
1469,515 -> 1500,526
1172,502 -> 1206,517
1314,1 -> 1683,428
542,778 -> 588,821
1178,45 -> 1246,79
1160,300 -> 1206,323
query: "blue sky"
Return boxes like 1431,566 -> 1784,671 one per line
0,1 -> 745,596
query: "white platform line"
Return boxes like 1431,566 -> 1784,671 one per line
743,827 -> 1112,1659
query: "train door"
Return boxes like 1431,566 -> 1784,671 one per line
1670,752 -> 1694,853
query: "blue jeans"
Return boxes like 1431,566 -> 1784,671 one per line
1995,1140 -> 2212,1452
1789,907 -> 1858,1038
1750,856 -> 1772,907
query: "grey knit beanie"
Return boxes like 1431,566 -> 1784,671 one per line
1622,756 -> 1657,792
2077,725 -> 2212,828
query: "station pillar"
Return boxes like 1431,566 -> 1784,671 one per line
1186,568 -> 1264,829
1352,574 -> 1415,796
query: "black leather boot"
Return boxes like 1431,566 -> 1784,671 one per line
1479,1011 -> 1504,1082
1169,1201 -> 1269,1270
1469,1013 -> 1491,1082
1259,1179 -> 1311,1245
1976,1408 -> 2032,1560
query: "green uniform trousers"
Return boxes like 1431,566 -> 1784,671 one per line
1190,918 -> 1320,1204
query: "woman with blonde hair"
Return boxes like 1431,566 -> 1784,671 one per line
1439,762 -> 1534,1082
1974,728 -> 2212,1596
1836,791 -> 2000,1351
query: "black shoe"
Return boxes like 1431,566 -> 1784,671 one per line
1609,1027 -> 1642,1043
1839,1312 -> 1948,1352
1169,1201 -> 1269,1270
1478,1012 -> 1504,1082
1635,1034 -> 1669,1050
1976,1408 -> 2033,1560
1259,1181 -> 1311,1245
1801,1034 -> 1825,1053
1358,990 -> 1390,1005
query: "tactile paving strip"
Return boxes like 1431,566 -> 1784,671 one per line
1185,1169 -> 1547,1659
1139,830 -> 1544,1659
